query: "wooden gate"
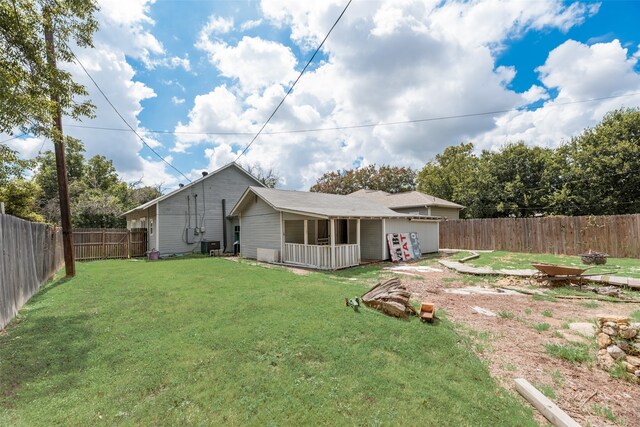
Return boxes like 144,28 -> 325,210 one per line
73,228 -> 148,260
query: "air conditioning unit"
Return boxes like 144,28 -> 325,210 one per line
257,248 -> 279,263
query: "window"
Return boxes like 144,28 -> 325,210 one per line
149,218 -> 154,235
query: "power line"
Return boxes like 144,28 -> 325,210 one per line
0,133 -> 27,144
61,91 -> 640,138
64,45 -> 192,183
234,0 -> 353,161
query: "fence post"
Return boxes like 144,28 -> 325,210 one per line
127,230 -> 131,258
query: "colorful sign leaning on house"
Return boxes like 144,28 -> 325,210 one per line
387,232 -> 421,262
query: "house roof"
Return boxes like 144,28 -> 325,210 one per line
122,163 -> 264,216
348,189 -> 465,209
230,187 -> 440,219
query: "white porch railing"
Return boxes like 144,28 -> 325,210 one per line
283,243 -> 360,270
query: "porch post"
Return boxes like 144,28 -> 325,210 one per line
303,220 -> 308,245
280,212 -> 284,263
330,218 -> 335,269
155,207 -> 160,252
381,218 -> 387,260
356,218 -> 361,263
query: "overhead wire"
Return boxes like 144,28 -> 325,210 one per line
63,43 -> 192,182
234,0 -> 353,161
59,91 -> 640,137
0,133 -> 27,144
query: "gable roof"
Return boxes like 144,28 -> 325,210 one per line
348,189 -> 464,209
122,163 -> 265,216
230,187 -> 439,219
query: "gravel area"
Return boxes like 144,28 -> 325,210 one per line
400,263 -> 640,427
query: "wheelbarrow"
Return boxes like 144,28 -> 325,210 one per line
531,263 -> 616,288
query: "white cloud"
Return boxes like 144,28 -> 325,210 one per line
197,35 -> 298,92
203,15 -> 235,34
57,0 -> 179,187
177,0 -> 637,191
537,39 -> 640,99
171,96 -> 186,105
2,135 -> 48,160
521,85 -> 550,104
240,19 -> 263,31
475,39 -> 640,151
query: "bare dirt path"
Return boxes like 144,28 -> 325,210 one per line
397,264 -> 640,427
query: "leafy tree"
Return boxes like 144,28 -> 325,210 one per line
32,138 -> 164,227
310,164 -> 415,194
35,136 -> 85,200
72,191 -> 125,228
242,163 -> 280,188
0,179 -> 45,222
0,143 -> 33,185
82,155 -> 119,192
0,0 -> 98,138
417,143 -> 481,217
482,142 -> 553,217
548,108 -> 640,216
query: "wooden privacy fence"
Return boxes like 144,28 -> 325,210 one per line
439,214 -> 640,258
73,228 -> 147,261
1,214 -> 63,329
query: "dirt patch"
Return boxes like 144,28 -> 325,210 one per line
403,265 -> 640,427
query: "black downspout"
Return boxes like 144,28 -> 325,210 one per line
222,199 -> 227,252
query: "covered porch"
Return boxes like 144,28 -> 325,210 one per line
281,216 -> 362,270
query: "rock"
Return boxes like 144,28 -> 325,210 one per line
596,332 -> 612,348
598,349 -> 617,369
630,322 -> 640,330
602,326 -> 617,336
635,370 -> 640,378
616,340 -> 630,352
623,361 -> 636,373
597,315 -> 629,325
604,321 -> 618,328
607,345 -> 626,360
619,327 -> 638,339
569,322 -> 596,336
626,355 -> 640,367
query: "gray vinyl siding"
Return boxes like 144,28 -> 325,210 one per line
384,218 -> 439,259
157,166 -> 261,255
360,219 -> 383,260
125,204 -> 156,229
240,198 -> 281,260
284,220 -> 304,243
392,206 -> 459,219
430,206 -> 459,219
393,207 -> 429,216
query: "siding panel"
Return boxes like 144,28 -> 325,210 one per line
157,166 -> 260,255
240,198 -> 281,259
384,218 -> 440,259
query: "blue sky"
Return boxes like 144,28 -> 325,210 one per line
5,0 -> 640,191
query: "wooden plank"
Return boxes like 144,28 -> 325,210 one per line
1,215 -> 64,329
439,214 -> 640,258
515,378 -> 580,427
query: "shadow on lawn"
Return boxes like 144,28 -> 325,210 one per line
0,313 -> 94,405
27,275 -> 74,304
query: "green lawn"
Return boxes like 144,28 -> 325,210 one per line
451,250 -> 640,278
0,258 -> 535,426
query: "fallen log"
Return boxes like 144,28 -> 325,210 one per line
362,277 -> 417,318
